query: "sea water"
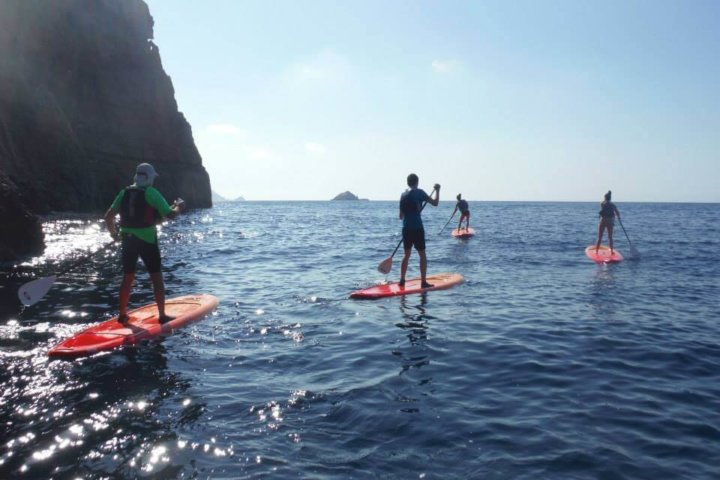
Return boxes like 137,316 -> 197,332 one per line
0,201 -> 719,479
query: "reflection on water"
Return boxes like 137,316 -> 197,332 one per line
397,293 -> 430,345
0,340 -> 224,477
1,202 -> 720,478
393,294 -> 433,390
19,218 -> 111,270
588,263 -> 620,320
0,212 -> 231,476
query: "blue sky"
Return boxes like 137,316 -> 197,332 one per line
146,0 -> 719,201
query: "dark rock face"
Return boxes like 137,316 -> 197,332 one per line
0,171 -> 44,262
0,0 -> 212,260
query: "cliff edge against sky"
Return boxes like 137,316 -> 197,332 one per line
0,0 -> 211,261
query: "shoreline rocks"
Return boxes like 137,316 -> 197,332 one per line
0,171 -> 44,262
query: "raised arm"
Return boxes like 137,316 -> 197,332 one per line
426,184 -> 440,207
147,187 -> 185,222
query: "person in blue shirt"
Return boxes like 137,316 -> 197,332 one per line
399,173 -> 440,288
452,193 -> 470,231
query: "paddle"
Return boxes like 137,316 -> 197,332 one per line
17,240 -> 115,306
438,210 -> 456,235
377,238 -> 404,275
617,218 -> 640,258
377,187 -> 436,274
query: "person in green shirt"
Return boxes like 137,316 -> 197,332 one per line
104,163 -> 185,323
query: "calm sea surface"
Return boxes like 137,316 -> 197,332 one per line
1,201 -> 719,479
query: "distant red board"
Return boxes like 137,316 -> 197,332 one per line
350,273 -> 464,299
48,294 -> 219,358
452,228 -> 475,238
585,245 -> 624,263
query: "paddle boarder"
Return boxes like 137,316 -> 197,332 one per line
452,194 -> 470,232
104,163 -> 185,324
399,174 -> 440,288
595,190 -> 621,254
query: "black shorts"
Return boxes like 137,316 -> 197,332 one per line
121,234 -> 161,274
403,227 -> 426,251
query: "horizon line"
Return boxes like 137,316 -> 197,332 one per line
213,199 -> 720,204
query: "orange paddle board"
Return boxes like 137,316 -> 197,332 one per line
350,273 -> 464,299
452,228 -> 475,238
48,294 -> 219,358
585,245 -> 623,263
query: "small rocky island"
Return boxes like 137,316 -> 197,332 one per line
332,191 -> 368,201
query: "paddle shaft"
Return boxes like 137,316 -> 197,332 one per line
617,218 -> 634,249
17,240 -> 118,307
438,210 -> 456,235
20,240 -> 114,289
387,238 -> 403,261
57,240 -> 115,276
388,187 -> 437,260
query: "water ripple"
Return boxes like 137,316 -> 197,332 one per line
1,202 -> 719,478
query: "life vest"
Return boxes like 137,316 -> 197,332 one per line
599,201 -> 615,218
120,186 -> 159,228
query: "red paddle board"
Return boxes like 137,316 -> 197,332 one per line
350,273 -> 464,299
585,245 -> 623,263
48,294 -> 219,358
452,228 -> 475,238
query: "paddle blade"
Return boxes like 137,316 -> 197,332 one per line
377,257 -> 393,274
630,246 -> 641,258
18,275 -> 57,306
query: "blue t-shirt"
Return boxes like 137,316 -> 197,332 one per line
400,188 -> 430,230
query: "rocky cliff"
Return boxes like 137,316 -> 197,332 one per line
0,0 -> 212,261
0,170 -> 44,261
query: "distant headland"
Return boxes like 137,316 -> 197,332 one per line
212,191 -> 245,203
332,191 -> 369,201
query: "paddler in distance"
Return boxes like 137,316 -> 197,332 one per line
595,190 -> 621,254
452,193 -> 471,232
104,163 -> 185,324
399,173 -> 440,288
